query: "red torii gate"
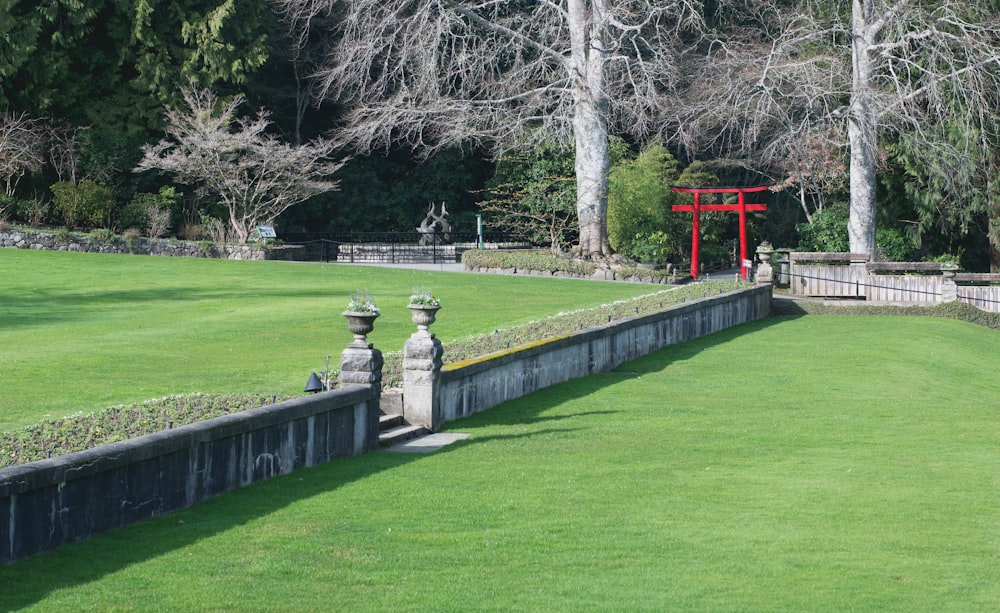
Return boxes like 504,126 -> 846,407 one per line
671,185 -> 768,280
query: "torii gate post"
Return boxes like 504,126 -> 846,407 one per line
671,186 -> 768,280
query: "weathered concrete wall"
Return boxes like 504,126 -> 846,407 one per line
0,230 -> 306,260
0,387 -> 379,565
437,285 -> 770,424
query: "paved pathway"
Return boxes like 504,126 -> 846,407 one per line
385,433 -> 470,453
338,261 -> 752,283
698,267 -> 745,282
333,261 -> 467,273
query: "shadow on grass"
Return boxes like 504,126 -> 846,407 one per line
0,285 -> 341,329
0,450 -> 422,609
0,315 -> 790,608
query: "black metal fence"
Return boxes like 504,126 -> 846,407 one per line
280,230 -> 520,264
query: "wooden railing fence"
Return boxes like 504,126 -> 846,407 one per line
779,252 -> 1000,313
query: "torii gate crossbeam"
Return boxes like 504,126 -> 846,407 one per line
671,186 -> 768,280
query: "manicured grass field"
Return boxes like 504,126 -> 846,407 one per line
0,249 -> 658,431
1,315 -> 997,610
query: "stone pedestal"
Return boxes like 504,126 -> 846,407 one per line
339,345 -> 383,454
339,346 -> 384,388
941,269 -> 958,303
403,333 -> 444,431
755,249 -> 774,284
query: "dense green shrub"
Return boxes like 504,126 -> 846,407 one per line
629,231 -> 673,265
116,200 -> 150,232
875,226 -> 917,261
0,194 -> 15,222
18,197 -> 49,225
795,202 -> 917,260
115,186 -> 183,238
795,204 -> 849,252
481,141 -> 578,252
462,249 -> 689,282
88,228 -> 116,243
607,145 -> 681,257
606,148 -> 730,265
0,194 -> 49,226
121,186 -> 181,237
51,180 -> 114,229
462,249 -> 598,274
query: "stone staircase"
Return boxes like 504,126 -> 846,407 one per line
378,412 -> 429,448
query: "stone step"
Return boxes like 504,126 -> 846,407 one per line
379,412 -> 404,431
379,424 -> 430,449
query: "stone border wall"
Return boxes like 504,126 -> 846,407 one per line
401,285 -> 771,429
0,229 -> 281,260
0,386 -> 379,565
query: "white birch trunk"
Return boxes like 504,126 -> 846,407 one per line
569,0 -> 611,256
848,0 -> 878,257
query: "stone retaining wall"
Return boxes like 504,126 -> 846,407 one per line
0,229 -> 276,260
0,386 -> 380,565
401,285 -> 771,430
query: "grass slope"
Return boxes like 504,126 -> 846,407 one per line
0,249 -> 658,430
2,316 -> 998,611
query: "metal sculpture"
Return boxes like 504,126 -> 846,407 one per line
416,202 -> 452,245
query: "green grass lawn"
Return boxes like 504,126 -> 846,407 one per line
0,249 -> 659,431
2,315 -> 998,611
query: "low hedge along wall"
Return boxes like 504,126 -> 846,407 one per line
461,249 -> 677,282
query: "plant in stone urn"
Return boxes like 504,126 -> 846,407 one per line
343,290 -> 380,345
407,286 -> 441,333
935,254 -> 960,271
756,240 -> 774,262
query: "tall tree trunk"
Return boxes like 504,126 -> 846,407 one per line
848,0 -> 878,258
990,232 -> 999,273
569,0 -> 611,257
574,92 -> 610,256
989,180 -> 999,273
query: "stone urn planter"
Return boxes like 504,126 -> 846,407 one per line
940,261 -> 959,280
756,240 -> 774,264
342,311 -> 379,346
407,304 -> 441,335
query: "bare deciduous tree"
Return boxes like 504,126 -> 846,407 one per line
481,149 -> 579,254
135,87 -> 343,243
0,112 -> 47,197
675,1 -> 1000,258
46,121 -> 84,185
274,0 -> 709,256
